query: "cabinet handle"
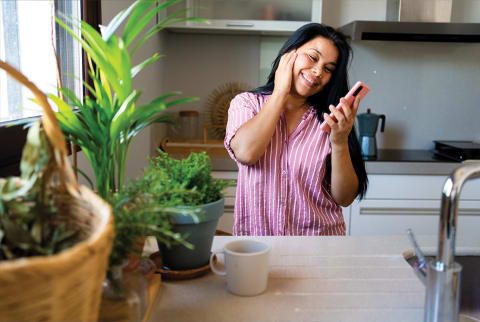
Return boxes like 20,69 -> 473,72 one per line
359,207 -> 480,216
226,23 -> 255,27
224,205 -> 234,212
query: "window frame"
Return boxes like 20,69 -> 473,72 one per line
0,0 -> 101,177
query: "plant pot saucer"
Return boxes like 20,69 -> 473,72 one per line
149,251 -> 214,280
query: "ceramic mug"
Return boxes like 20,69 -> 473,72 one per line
210,239 -> 270,296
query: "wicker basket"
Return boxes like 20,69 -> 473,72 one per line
0,61 -> 114,321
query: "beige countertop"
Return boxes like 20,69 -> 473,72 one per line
162,144 -> 464,175
148,235 -> 480,322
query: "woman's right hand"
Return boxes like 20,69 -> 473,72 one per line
273,50 -> 297,98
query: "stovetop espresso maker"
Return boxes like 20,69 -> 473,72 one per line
357,109 -> 385,160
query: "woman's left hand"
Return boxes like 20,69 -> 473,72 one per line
323,96 -> 360,146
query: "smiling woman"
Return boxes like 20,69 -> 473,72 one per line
225,23 -> 368,236
0,0 -> 100,177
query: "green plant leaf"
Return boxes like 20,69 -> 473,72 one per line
56,16 -> 122,99
165,96 -> 199,108
150,91 -> 182,104
131,8 -> 209,54
124,0 -> 182,48
104,35 -> 132,101
128,113 -> 176,139
131,53 -> 163,78
110,90 -> 142,141
48,94 -> 81,128
80,19 -> 109,63
72,166 -> 95,190
122,0 -> 154,41
129,101 -> 167,126
58,87 -> 83,108
102,0 -> 145,41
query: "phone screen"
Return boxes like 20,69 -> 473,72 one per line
353,86 -> 363,97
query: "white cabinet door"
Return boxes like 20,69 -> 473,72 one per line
212,171 -> 237,234
217,186 -> 236,234
342,206 -> 351,235
350,174 -> 480,236
364,174 -> 480,200
217,209 -> 235,234
350,198 -> 480,236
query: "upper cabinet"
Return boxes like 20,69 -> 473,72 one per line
164,0 -> 323,35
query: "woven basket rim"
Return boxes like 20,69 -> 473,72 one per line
0,186 -> 112,271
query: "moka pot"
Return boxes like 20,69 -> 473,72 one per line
356,109 -> 386,159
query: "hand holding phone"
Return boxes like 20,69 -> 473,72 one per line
320,81 -> 370,133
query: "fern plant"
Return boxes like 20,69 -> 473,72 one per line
144,151 -> 233,207
51,0 -> 207,199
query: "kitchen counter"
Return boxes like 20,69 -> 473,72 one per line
365,149 -> 460,175
148,235 -> 480,322
160,138 -> 463,175
208,149 -> 461,175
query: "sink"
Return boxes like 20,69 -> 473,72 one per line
404,253 -> 480,321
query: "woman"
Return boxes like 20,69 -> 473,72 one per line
224,23 -> 368,236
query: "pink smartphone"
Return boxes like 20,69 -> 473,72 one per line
320,81 -> 370,133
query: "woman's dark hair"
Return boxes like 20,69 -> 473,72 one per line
251,23 -> 368,199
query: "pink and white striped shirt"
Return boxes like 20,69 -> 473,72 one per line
224,92 -> 345,236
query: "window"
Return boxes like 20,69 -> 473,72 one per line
0,0 -> 100,177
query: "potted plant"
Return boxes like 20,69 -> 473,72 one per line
48,0 -> 208,318
99,183 -> 193,321
0,60 -> 113,322
51,0 -> 206,261
139,150 -> 232,270
52,0 -> 206,200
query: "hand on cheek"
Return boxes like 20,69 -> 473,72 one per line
273,50 -> 297,98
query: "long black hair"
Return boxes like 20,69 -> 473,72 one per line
251,23 -> 368,199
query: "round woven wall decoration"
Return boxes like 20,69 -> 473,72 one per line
206,82 -> 252,139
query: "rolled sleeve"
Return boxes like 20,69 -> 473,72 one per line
224,92 -> 257,163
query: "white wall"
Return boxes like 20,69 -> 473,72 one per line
350,41 -> 480,150
77,0 -> 167,187
162,32 -> 261,138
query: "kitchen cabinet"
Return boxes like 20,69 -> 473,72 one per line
349,174 -> 480,236
214,170 -> 480,236
164,0 -> 322,35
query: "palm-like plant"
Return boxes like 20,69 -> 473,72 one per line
52,0 -> 206,199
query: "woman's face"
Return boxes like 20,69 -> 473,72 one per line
291,36 -> 339,98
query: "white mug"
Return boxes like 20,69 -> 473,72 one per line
210,239 -> 270,296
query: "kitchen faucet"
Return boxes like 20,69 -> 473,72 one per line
407,162 -> 480,322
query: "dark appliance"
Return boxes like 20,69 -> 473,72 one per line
433,141 -> 480,162
357,109 -> 386,160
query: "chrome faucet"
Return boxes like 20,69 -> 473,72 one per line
408,162 -> 480,322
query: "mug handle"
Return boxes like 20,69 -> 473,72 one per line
210,251 -> 226,276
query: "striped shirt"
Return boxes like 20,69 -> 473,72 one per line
224,92 -> 345,236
